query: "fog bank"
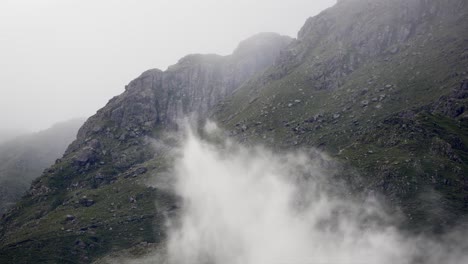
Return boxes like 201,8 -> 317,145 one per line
104,123 -> 468,264
165,124 -> 468,264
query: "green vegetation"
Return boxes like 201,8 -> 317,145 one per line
1,0 -> 467,262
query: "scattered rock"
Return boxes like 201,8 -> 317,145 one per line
73,139 -> 101,166
79,197 -> 95,207
135,167 -> 148,175
123,167 -> 149,179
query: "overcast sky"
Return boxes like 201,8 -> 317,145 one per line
0,0 -> 336,132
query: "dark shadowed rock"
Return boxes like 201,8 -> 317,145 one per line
79,197 -> 95,207
65,215 -> 76,221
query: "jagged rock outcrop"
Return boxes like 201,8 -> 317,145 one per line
273,0 -> 467,90
67,33 -> 291,154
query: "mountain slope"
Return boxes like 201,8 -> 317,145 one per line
214,0 -> 468,231
1,0 -> 467,263
0,33 -> 292,263
0,119 -> 85,215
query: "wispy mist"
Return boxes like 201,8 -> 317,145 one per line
164,123 -> 468,264
105,123 -> 468,264
168,124 -> 403,264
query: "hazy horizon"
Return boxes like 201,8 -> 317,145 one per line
0,0 -> 336,133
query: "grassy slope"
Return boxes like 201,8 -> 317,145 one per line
214,1 -> 468,231
0,123 -> 177,263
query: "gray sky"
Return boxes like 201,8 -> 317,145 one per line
0,0 -> 336,132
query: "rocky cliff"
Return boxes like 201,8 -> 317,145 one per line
54,33 -> 292,179
66,33 -> 291,154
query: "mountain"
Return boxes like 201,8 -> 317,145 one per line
1,0 -> 467,262
0,119 -> 85,215
0,33 -> 292,263
215,0 -> 468,231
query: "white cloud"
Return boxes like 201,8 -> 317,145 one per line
163,126 -> 468,264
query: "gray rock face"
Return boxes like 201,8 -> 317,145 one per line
68,33 -> 292,153
299,0 -> 466,49
431,79 -> 468,117
72,138 -> 101,166
274,0 -> 468,90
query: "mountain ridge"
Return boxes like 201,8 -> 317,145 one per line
1,0 -> 467,262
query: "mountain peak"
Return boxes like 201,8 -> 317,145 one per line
233,32 -> 292,57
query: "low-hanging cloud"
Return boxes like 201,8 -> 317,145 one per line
167,125 -> 408,264
164,123 -> 468,264
107,122 -> 468,264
